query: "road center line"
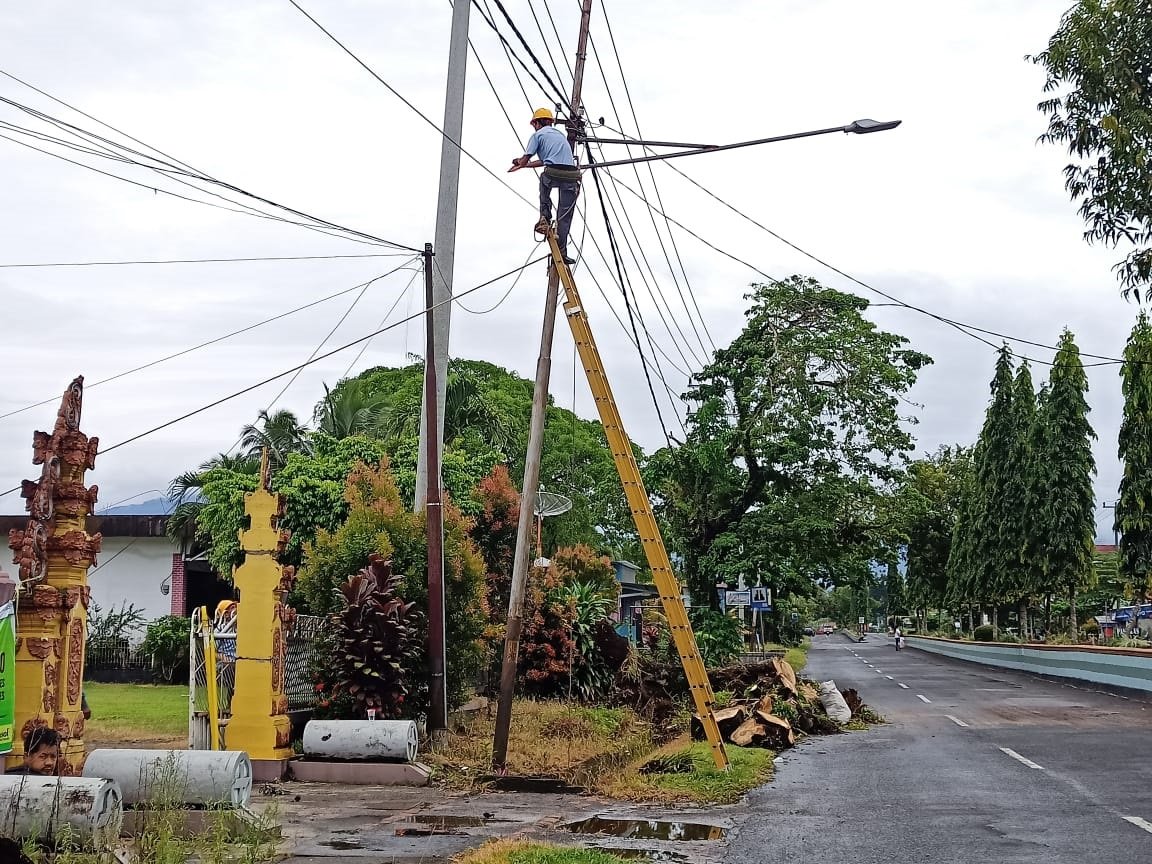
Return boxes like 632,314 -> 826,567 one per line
1000,747 -> 1044,770
1122,816 -> 1152,834
885,675 -> 894,680
945,714 -> 969,727
916,694 -> 932,704
898,683 -> 909,689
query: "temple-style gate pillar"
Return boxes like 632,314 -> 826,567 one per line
7,377 -> 100,774
226,451 -> 295,777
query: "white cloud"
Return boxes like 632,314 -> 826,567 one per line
0,0 -> 1134,540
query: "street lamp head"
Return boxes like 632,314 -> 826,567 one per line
844,118 -> 902,134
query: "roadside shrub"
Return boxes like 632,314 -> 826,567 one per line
972,624 -> 994,642
518,565 -> 577,697
329,555 -> 423,719
1080,619 -> 1100,636
687,608 -> 745,668
301,461 -> 488,712
141,616 -> 190,683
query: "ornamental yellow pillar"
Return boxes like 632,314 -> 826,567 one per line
7,377 -> 100,775
227,451 -> 295,771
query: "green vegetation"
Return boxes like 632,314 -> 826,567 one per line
604,740 -> 774,804
455,840 -> 631,864
1031,0 -> 1152,297
84,683 -> 187,744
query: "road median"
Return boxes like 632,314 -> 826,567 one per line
906,635 -> 1152,694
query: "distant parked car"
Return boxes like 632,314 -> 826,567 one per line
818,624 -> 836,635
803,627 -> 815,636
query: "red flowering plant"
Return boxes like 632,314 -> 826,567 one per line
327,554 -> 424,719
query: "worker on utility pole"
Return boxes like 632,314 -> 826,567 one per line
509,107 -> 580,265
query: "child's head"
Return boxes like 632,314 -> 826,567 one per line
23,727 -> 60,775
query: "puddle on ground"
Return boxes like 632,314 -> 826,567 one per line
588,847 -> 689,861
564,818 -> 726,841
320,839 -> 364,850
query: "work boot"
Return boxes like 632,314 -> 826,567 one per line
534,216 -> 550,236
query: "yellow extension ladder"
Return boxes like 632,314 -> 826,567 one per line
546,232 -> 730,772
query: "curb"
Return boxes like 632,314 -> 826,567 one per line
839,629 -> 865,644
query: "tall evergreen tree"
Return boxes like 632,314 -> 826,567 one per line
1023,384 -> 1054,633
1116,313 -> 1152,619
968,348 -> 1019,627
1004,363 -> 1037,637
1034,329 -> 1098,635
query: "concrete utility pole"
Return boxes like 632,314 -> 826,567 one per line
492,0 -> 594,773
423,243 -> 448,740
416,0 -> 471,511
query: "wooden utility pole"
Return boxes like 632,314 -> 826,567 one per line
423,243 -> 448,740
492,0 -> 594,772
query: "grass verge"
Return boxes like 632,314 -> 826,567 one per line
784,639 -> 809,672
455,840 -> 628,864
85,682 -> 188,746
600,736 -> 774,804
426,700 -> 655,789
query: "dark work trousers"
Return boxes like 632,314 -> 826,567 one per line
539,171 -> 580,257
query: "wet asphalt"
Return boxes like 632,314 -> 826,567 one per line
726,634 -> 1152,863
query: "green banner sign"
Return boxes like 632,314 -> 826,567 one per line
0,602 -> 14,754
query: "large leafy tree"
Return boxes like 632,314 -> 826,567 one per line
1032,330 -> 1098,633
1116,313 -> 1152,609
903,445 -> 972,624
1031,0 -> 1152,297
648,276 -> 930,605
343,359 -> 638,556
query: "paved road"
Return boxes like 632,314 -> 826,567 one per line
728,635 -> 1152,863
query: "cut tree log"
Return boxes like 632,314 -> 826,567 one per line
771,658 -> 797,695
691,705 -> 747,740
753,710 -> 796,747
729,717 -> 768,747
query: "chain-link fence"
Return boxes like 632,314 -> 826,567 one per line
285,614 -> 328,713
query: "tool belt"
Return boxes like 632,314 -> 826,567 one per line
543,164 -> 582,183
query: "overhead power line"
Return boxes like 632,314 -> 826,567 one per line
0,258 -> 421,423
0,252 -> 413,268
0,89 -> 422,252
286,0 -> 536,210
0,255 -> 550,501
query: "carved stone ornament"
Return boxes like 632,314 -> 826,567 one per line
42,661 -> 56,713
67,618 -> 83,703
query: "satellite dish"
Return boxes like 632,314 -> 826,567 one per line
534,489 -> 573,518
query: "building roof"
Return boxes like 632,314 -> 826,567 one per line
0,514 -> 170,538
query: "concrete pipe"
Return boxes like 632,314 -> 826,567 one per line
83,749 -> 252,808
0,776 -> 123,850
303,720 -> 418,762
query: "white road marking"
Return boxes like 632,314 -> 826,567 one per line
1122,816 -> 1152,834
898,683 -> 909,689
945,714 -> 969,727
1000,747 -> 1044,770
885,675 -> 894,680
875,669 -> 883,674
916,694 -> 932,704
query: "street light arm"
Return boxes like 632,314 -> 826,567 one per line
583,119 -> 901,170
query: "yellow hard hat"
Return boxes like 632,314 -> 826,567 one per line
531,107 -> 554,123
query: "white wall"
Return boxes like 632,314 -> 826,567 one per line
88,536 -> 176,626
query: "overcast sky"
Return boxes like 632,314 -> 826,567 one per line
0,0 -> 1135,540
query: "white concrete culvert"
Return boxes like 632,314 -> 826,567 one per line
0,775 -> 123,850
302,720 -> 419,762
83,749 -> 252,808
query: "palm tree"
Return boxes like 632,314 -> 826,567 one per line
239,409 -> 311,470
166,452 -> 259,553
315,381 -> 390,439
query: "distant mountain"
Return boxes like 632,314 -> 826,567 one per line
100,497 -> 177,516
